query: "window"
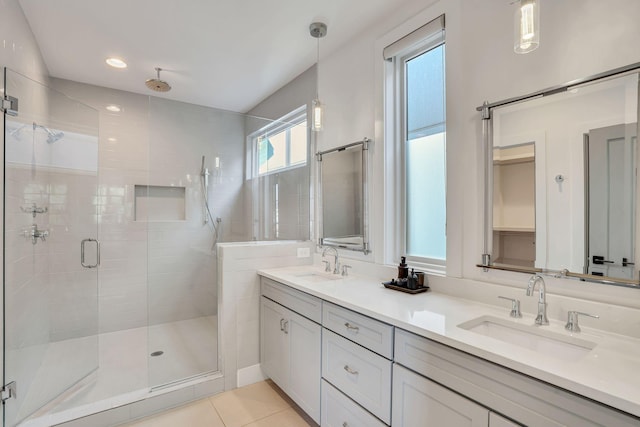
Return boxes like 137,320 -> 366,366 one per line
250,106 -> 310,241
256,111 -> 307,176
385,16 -> 446,270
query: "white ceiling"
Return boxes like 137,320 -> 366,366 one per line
19,0 -> 409,113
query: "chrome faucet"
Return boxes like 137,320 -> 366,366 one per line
526,275 -> 549,325
321,246 -> 340,274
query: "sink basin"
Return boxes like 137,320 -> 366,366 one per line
291,271 -> 342,282
458,316 -> 596,361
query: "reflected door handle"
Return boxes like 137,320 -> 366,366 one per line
81,238 -> 100,268
592,255 -> 613,265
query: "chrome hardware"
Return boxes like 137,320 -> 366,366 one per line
344,322 -> 359,332
2,381 -> 16,403
341,264 -> 352,276
565,311 -> 599,333
20,203 -> 48,218
283,320 -> 289,334
2,95 -> 19,116
498,296 -> 522,318
343,365 -> 358,375
81,238 -> 100,268
482,253 -> 491,266
23,224 -> 49,244
623,257 -> 635,267
322,246 -> 340,274
526,275 -> 549,325
322,260 -> 331,272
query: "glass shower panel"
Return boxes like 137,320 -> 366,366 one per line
3,69 -> 99,426
146,98 -> 249,387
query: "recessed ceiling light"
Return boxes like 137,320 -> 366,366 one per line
107,137 -> 117,143
106,57 -> 127,69
106,104 -> 122,113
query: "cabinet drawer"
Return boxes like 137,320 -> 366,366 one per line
322,302 -> 393,359
321,380 -> 386,427
322,329 -> 392,424
261,277 -> 322,323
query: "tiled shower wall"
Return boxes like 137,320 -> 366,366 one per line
50,78 -> 252,334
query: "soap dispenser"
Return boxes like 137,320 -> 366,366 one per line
398,256 -> 409,279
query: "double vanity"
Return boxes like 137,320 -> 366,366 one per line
258,266 -> 640,427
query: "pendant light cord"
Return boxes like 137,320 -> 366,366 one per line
316,37 -> 320,99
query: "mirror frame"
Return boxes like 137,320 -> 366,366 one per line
317,137 -> 370,254
478,62 -> 640,288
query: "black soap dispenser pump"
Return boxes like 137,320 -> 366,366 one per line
398,256 -> 409,279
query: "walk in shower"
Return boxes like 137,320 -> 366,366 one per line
2,69 -> 267,426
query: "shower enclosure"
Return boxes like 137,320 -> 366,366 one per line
3,68 -> 100,426
1,69 -> 255,426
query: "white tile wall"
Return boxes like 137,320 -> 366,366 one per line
218,240 -> 314,390
49,79 -> 252,334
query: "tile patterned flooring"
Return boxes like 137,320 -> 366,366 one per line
120,381 -> 316,427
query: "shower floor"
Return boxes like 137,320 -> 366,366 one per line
23,315 -> 218,426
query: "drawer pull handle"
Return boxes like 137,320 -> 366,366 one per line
343,365 -> 358,375
283,320 -> 289,334
280,319 -> 285,331
344,322 -> 359,332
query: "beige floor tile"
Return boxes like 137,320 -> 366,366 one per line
210,381 -> 291,427
122,399 -> 225,427
242,408 -> 315,427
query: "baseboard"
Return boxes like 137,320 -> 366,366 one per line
237,364 -> 267,387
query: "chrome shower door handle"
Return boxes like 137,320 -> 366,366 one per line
81,238 -> 100,268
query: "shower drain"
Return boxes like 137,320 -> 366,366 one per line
150,351 -> 164,357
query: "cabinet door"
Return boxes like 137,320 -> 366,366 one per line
288,310 -> 321,424
260,297 -> 289,390
489,413 -> 521,427
392,364 -> 488,427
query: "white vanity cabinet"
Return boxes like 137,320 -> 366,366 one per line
394,328 -> 639,427
260,278 -> 322,424
321,301 -> 394,425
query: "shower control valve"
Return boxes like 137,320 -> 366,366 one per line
21,203 -> 48,218
23,224 -> 49,245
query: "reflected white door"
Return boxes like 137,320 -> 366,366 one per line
587,124 -> 637,279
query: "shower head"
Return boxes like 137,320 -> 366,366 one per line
10,122 -> 64,143
35,124 -> 64,143
42,127 -> 64,143
145,67 -> 172,92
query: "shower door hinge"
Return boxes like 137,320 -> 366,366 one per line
2,95 -> 19,116
1,381 -> 16,403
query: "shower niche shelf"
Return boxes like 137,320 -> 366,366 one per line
134,185 -> 186,221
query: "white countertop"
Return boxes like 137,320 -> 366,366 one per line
258,266 -> 640,418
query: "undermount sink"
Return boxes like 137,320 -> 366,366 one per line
458,316 -> 596,361
291,271 -> 342,282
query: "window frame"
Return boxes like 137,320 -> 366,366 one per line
252,106 -> 308,178
385,24 -> 447,274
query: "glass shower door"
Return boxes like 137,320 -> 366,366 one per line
3,68 -> 99,426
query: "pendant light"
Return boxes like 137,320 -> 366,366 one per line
310,22 -> 327,131
514,0 -> 540,54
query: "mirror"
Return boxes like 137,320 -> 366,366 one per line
481,65 -> 640,286
317,138 -> 369,254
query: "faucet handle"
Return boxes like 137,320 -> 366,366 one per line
341,265 -> 352,276
498,296 -> 522,318
565,311 -> 599,333
322,260 -> 331,272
